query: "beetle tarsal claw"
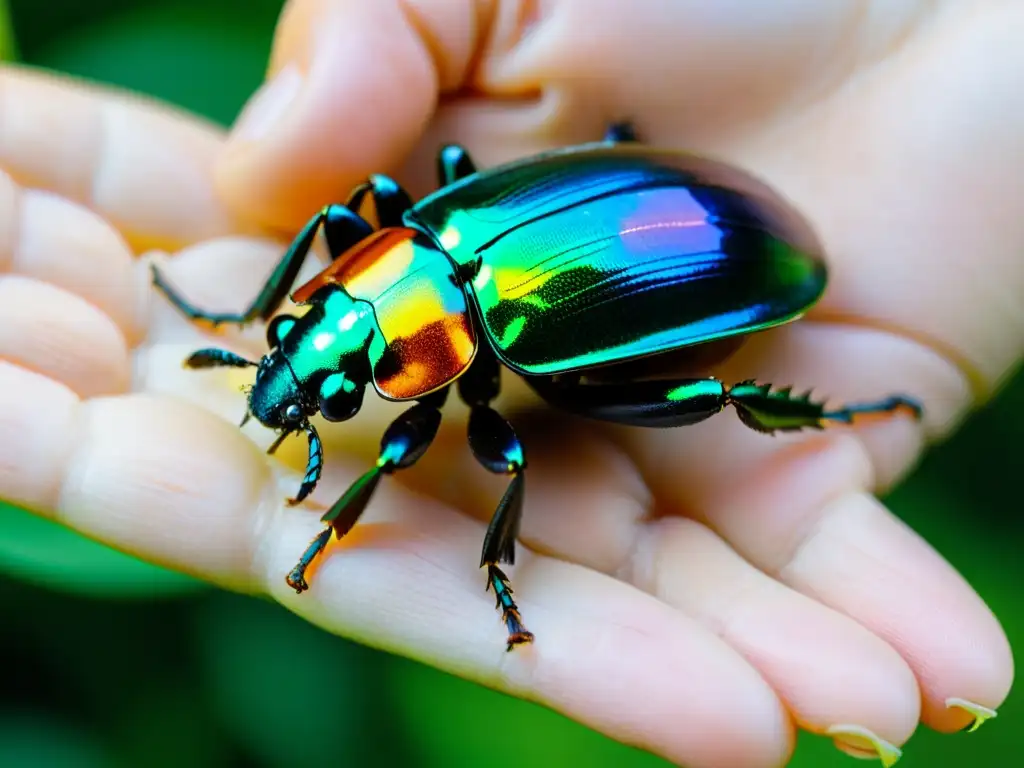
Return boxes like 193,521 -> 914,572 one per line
486,564 -> 535,651
285,527 -> 333,593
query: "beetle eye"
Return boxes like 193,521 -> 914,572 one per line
283,403 -> 303,423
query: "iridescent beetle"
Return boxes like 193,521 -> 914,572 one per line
152,123 -> 921,651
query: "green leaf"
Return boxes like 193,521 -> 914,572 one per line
192,592 -> 403,768
0,712 -> 113,768
0,0 -> 17,61
391,656 -> 674,768
25,0 -> 281,126
0,501 -> 204,597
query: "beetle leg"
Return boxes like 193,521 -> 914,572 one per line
285,425 -> 325,506
527,375 -> 727,427
727,381 -> 923,433
604,121 -> 640,143
285,398 -> 445,593
468,409 -> 533,651
151,204 -> 372,329
344,174 -> 415,228
436,145 -> 478,186
526,376 -> 923,432
459,344 -> 534,651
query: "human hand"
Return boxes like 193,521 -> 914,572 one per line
2,2 -> 1020,767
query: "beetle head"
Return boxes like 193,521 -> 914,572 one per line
248,349 -> 313,431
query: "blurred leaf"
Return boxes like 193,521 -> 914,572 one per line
0,501 -> 205,597
889,371 -> 1024,535
110,685 -> 229,768
392,656 -> 673,768
0,575 -> 236,766
25,0 -> 282,126
0,711 -> 113,768
193,592 -> 408,768
0,0 -> 16,61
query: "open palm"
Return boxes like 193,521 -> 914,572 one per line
1,2 -> 1019,767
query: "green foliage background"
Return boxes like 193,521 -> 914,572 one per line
0,1 -> 1020,765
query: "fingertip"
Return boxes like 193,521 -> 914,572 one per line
215,0 -> 441,231
0,360 -> 81,513
919,614 -> 1014,733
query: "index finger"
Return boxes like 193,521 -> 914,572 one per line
0,64 -> 265,252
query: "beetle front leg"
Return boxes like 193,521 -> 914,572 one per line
282,426 -> 325,506
459,344 -> 534,651
527,376 -> 923,432
437,145 -> 478,186
285,398 -> 445,593
152,204 -> 373,329
345,175 -> 415,228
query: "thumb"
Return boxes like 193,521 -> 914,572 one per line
213,0 -> 438,231
213,0 -> 842,233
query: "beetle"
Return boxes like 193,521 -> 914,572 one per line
151,122 -> 922,652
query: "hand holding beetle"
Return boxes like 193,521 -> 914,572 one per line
1,2 -> 1021,767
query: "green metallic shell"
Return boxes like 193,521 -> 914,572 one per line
407,144 -> 827,375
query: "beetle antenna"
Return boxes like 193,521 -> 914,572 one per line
267,430 -> 291,455
184,348 -> 259,370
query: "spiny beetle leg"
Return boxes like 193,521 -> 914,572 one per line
726,381 -> 923,433
151,203 -> 371,329
285,398 -> 445,593
527,376 -> 923,433
460,344 -> 533,651
286,426 -> 324,506
437,145 -> 478,187
470,408 -> 532,651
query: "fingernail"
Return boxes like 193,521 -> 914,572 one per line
231,63 -> 304,143
826,724 -> 903,767
946,697 -> 998,733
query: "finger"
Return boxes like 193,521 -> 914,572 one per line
779,6 -> 1024,396
387,416 -> 923,759
0,170 -> 142,398
0,361 -> 794,768
0,171 -> 144,342
635,516 -> 920,765
216,0 -> 445,229
0,276 -> 130,398
615,322 -> 1013,733
215,0 -> 849,228
0,64 -> 262,251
